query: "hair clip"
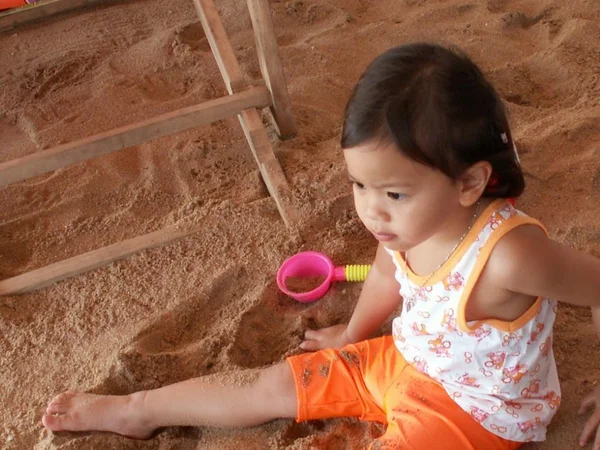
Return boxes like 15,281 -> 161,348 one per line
513,143 -> 521,163
500,132 -> 508,144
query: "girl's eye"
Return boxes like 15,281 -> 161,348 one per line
387,192 -> 405,201
353,181 -> 365,190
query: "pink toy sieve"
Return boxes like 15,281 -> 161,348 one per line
276,251 -> 370,303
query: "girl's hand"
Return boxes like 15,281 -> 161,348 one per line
579,385 -> 600,449
300,324 -> 351,351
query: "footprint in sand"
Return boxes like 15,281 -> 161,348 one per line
173,22 -> 211,53
280,1 -> 350,37
492,53 -> 577,109
0,237 -> 33,279
261,281 -> 319,317
227,300 -> 302,368
278,419 -> 375,448
133,73 -> 187,102
486,0 -> 554,31
20,54 -> 98,101
105,266 -> 253,388
501,10 -> 549,30
114,334 -> 226,390
278,421 -> 325,446
486,0 -> 508,13
22,184 -> 63,211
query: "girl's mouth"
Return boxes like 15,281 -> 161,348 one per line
371,231 -> 397,242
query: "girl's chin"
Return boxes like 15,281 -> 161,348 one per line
377,241 -> 411,252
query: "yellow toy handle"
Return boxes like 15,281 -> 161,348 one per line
344,264 -> 371,282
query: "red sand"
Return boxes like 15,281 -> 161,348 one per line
1,0 -> 600,448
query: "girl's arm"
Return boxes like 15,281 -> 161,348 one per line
487,224 -> 600,308
300,243 -> 402,350
487,225 -> 600,449
345,243 -> 403,342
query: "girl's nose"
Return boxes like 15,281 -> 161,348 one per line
365,196 -> 390,222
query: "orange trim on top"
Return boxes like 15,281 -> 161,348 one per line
393,199 -> 507,287
456,215 -> 548,333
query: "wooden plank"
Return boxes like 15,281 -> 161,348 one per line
192,0 -> 245,94
0,0 -> 105,31
193,0 -> 297,226
0,222 -> 205,295
0,86 -> 271,186
238,108 -> 298,227
246,0 -> 296,138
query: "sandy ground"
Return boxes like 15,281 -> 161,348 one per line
1,0 -> 600,448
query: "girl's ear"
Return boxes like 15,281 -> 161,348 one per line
458,161 -> 493,206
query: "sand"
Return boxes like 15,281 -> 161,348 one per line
1,0 -> 599,448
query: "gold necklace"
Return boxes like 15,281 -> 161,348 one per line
406,200 -> 482,290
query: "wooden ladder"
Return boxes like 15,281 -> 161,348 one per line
0,0 -> 299,295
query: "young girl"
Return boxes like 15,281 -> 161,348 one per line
42,43 -> 600,449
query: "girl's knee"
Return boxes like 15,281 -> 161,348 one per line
258,362 -> 297,418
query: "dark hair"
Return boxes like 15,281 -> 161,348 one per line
341,43 -> 524,198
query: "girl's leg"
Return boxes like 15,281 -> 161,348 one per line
369,364 -> 522,450
42,362 -> 297,438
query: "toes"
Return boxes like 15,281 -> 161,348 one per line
46,391 -> 75,414
42,413 -> 66,431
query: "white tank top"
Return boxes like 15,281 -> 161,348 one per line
388,199 -> 560,442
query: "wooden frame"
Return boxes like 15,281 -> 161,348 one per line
0,87 -> 271,186
0,223 -> 202,295
0,0 -> 298,295
246,0 -> 296,138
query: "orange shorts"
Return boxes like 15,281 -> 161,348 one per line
286,336 -> 522,450
0,0 -> 27,10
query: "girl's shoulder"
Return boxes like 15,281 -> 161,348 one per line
484,215 -> 562,300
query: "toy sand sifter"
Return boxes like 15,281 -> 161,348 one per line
277,251 -> 371,303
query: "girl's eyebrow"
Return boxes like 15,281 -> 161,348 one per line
347,172 -> 412,189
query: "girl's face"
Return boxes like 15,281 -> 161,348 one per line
343,140 -> 464,252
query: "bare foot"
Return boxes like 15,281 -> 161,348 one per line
42,390 -> 154,439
